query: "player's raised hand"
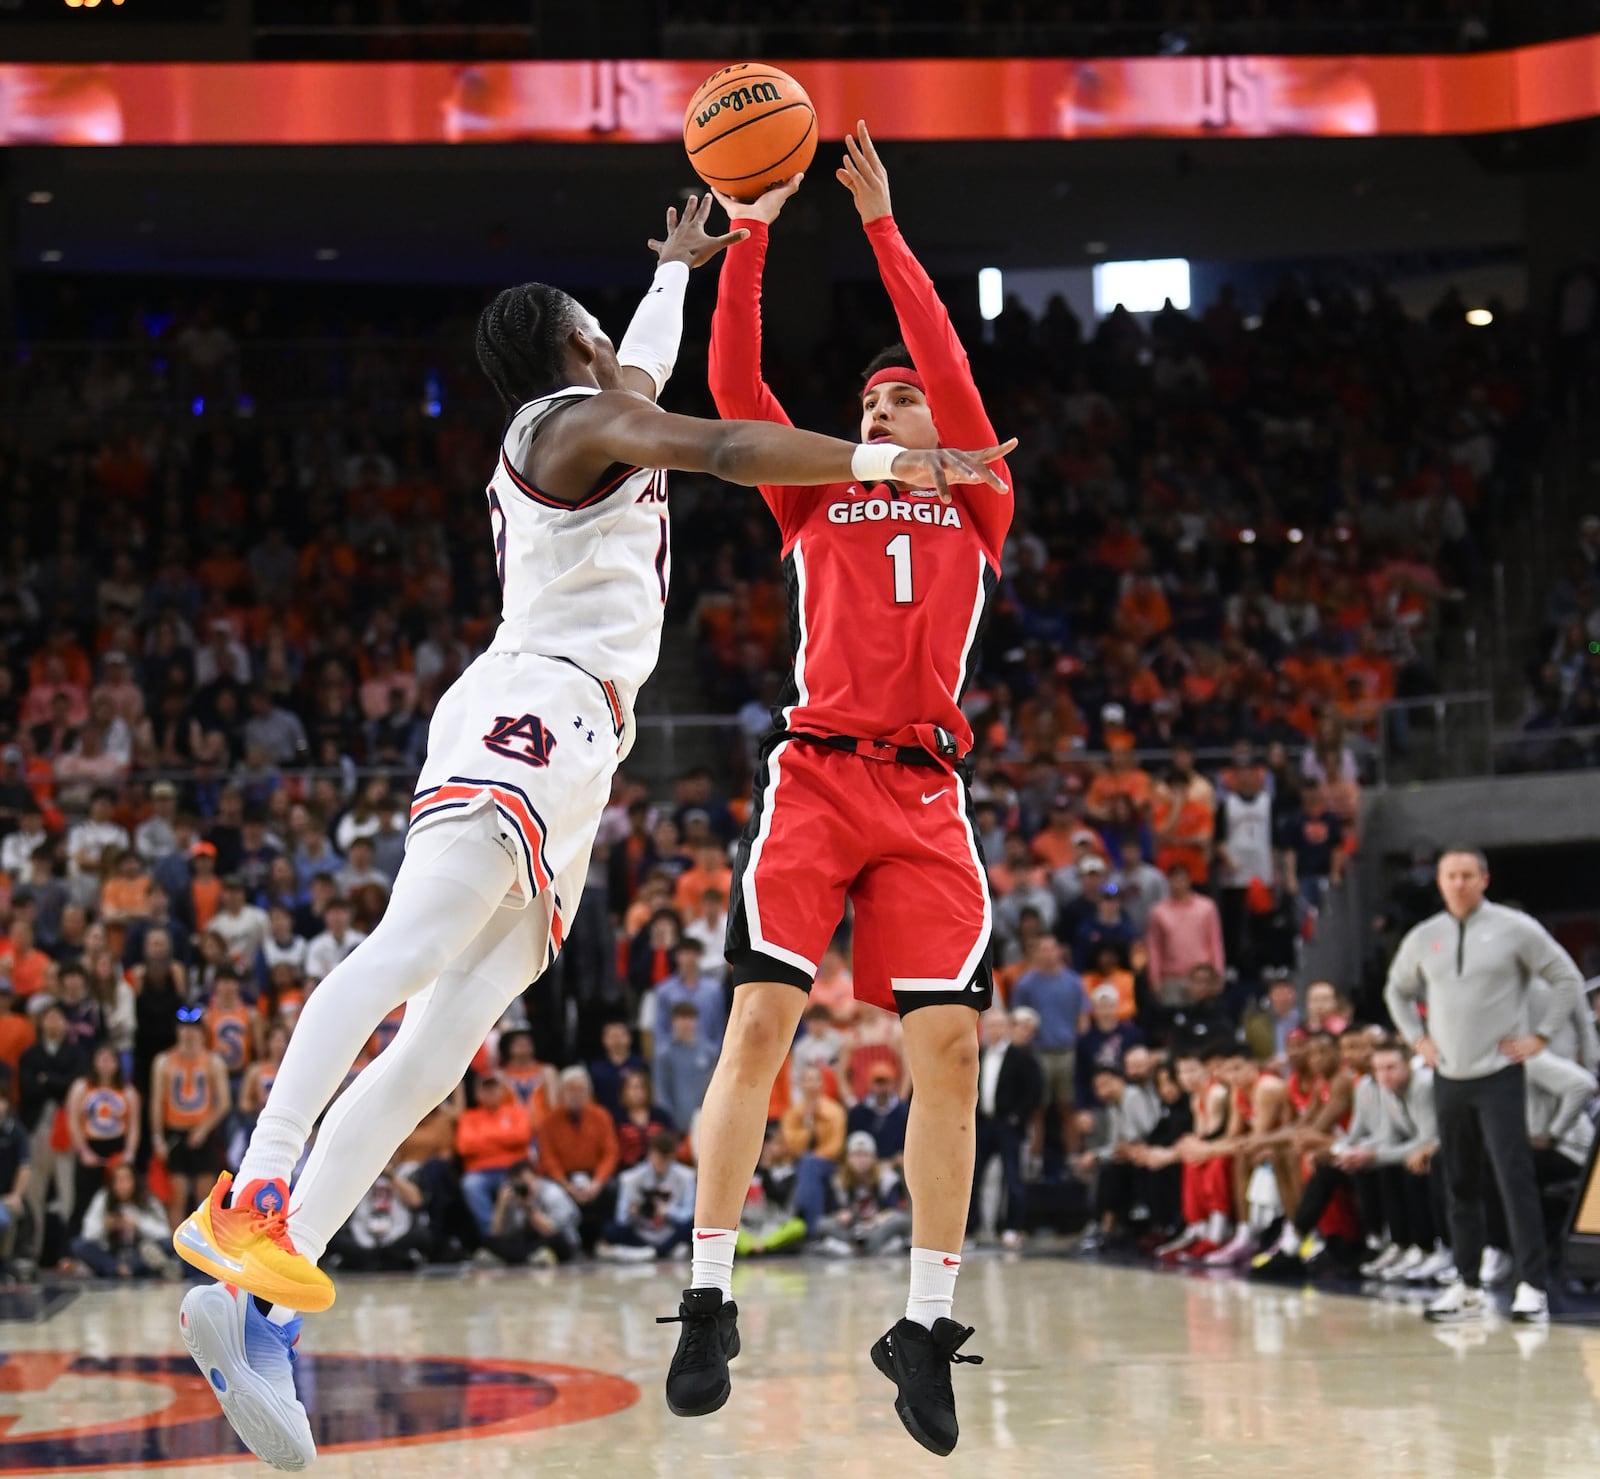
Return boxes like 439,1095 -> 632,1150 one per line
710,174 -> 803,226
838,120 -> 891,224
890,439 -> 1016,505
649,193 -> 749,269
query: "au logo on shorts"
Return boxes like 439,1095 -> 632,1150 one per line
0,1351 -> 638,1471
482,712 -> 559,768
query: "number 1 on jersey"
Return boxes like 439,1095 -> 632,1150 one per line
884,532 -> 914,604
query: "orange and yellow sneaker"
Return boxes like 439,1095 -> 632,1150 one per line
173,1172 -> 336,1313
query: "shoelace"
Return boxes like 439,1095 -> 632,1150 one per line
656,1309 -> 721,1363
937,1325 -> 984,1366
247,1202 -> 298,1253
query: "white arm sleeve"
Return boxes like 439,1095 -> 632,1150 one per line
616,260 -> 690,398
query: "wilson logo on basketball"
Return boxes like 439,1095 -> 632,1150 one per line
693,82 -> 782,128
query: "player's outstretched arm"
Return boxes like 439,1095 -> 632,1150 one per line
616,194 -> 748,403
543,390 -> 1013,501
706,177 -> 803,428
840,121 -> 1000,453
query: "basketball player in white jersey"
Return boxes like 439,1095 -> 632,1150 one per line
169,193 -> 1012,1471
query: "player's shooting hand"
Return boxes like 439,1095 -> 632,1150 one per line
838,120 -> 892,223
649,193 -> 749,269
890,440 -> 1016,505
712,175 -> 802,226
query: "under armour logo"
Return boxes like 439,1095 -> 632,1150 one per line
586,730 -> 595,743
574,716 -> 584,729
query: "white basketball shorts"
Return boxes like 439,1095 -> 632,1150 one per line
407,651 -> 626,962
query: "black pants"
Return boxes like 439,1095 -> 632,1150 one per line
1375,1163 -> 1441,1250
1094,1160 -> 1142,1226
971,1117 -> 1026,1233
1436,1065 -> 1547,1291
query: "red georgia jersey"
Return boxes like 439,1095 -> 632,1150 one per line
709,217 -> 1013,766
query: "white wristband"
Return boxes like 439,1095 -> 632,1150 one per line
616,259 -> 690,397
851,441 -> 906,485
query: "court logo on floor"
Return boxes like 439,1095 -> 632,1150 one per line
0,1351 -> 638,1472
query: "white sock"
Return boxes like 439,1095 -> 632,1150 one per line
906,1248 -> 960,1329
1278,1223 -> 1299,1254
690,1228 -> 737,1299
1205,1212 -> 1232,1244
235,1109 -> 314,1194
266,1303 -> 299,1326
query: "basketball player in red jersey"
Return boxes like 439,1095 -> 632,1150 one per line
660,123 -> 1009,1457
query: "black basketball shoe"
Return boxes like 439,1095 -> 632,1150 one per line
870,1317 -> 984,1457
659,1288 -> 741,1417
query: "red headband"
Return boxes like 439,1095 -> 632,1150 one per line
863,366 -> 925,397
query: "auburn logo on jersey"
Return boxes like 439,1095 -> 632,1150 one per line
483,713 -> 558,768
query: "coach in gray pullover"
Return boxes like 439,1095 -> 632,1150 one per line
1385,903 -> 1584,1081
1383,848 -> 1586,1314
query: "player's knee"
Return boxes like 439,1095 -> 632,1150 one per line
722,1008 -> 792,1079
910,1020 -> 979,1091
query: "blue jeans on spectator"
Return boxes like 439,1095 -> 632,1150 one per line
793,1154 -> 837,1232
71,1236 -> 166,1279
601,1218 -> 693,1255
461,1168 -> 510,1235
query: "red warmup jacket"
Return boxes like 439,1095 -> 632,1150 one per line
709,216 -> 1014,768
454,1098 -> 532,1174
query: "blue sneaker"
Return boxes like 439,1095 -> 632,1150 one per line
179,1282 -> 316,1471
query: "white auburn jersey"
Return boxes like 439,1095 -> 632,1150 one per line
485,385 -> 670,717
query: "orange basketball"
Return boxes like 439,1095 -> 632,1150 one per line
683,63 -> 817,201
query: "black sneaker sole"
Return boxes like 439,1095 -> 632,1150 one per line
871,1337 -> 956,1458
665,1328 -> 741,1419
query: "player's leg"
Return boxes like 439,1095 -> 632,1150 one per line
664,739 -> 850,1419
691,979 -> 809,1236
900,1001 -> 981,1284
174,810 -> 517,1307
283,898 -> 543,1269
237,813 -> 512,1188
178,875 -> 548,1472
852,775 -> 991,1459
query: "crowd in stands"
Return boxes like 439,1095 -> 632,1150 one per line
0,267 -> 1562,1285
1521,511 -> 1600,768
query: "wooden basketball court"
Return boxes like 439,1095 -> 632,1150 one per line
3,1256 -> 1596,1477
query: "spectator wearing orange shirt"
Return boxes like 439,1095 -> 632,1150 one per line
454,1072 -> 533,1235
1151,747 -> 1216,886
297,523 -> 359,589
537,1067 -> 621,1248
1086,736 -> 1153,823
672,842 -> 733,918
29,631 -> 92,694
780,1063 -> 848,1163
0,919 -> 52,1003
1083,945 -> 1138,1022
186,842 -> 223,934
1116,567 -> 1172,644
1280,637 -> 1342,708
1030,798 -> 1106,873
99,850 -> 153,925
0,980 -> 36,1079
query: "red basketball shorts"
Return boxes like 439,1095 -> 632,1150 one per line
725,735 -> 994,1016
1182,1156 -> 1235,1225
